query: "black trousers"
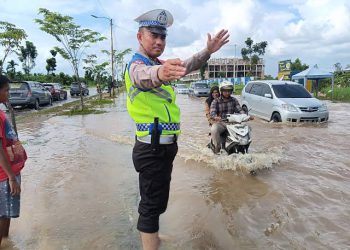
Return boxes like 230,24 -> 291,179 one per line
132,140 -> 178,233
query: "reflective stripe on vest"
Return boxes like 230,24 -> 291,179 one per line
136,122 -> 180,132
128,85 -> 172,104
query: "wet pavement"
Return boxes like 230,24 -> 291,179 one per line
3,93 -> 350,249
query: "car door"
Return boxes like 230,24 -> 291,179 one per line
30,82 -> 41,102
188,83 -> 194,96
38,83 -> 50,103
248,83 -> 264,117
241,82 -> 254,111
259,83 -> 275,120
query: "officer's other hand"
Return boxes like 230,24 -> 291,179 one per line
207,29 -> 230,54
158,59 -> 186,81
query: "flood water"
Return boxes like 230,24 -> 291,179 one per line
3,93 -> 350,250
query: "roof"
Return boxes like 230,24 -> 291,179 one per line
248,80 -> 298,86
292,65 -> 333,80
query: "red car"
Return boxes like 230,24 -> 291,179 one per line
43,83 -> 67,101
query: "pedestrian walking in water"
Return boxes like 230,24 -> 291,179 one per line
0,75 -> 27,247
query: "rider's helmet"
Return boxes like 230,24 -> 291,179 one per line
219,80 -> 234,92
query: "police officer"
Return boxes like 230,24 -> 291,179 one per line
125,9 -> 229,250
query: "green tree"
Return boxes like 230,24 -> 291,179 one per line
0,21 -> 27,73
101,48 -> 132,85
6,60 -> 18,79
46,49 -> 57,74
199,62 -> 208,80
241,37 -> 267,77
291,58 -> 309,72
83,54 -> 109,99
334,62 -> 342,74
35,8 -> 106,110
18,40 -> 38,74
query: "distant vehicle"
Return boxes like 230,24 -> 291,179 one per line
70,82 -> 89,96
9,81 -> 52,110
188,82 -> 210,97
241,80 -> 329,123
43,83 -> 68,101
175,84 -> 189,94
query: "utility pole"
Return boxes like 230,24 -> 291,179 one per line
91,14 -> 115,97
110,18 -> 115,97
234,44 -> 237,80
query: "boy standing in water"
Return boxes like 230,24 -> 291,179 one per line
0,75 -> 27,246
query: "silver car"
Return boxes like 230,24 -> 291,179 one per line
175,84 -> 189,94
241,80 -> 329,122
188,82 -> 210,97
9,81 -> 53,110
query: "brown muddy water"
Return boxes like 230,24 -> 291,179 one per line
3,93 -> 350,250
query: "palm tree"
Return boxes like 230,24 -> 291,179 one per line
6,60 -> 18,79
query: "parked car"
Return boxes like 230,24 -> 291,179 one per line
44,83 -> 68,101
70,82 -> 89,96
9,81 -> 52,110
175,84 -> 189,94
241,80 -> 329,122
188,82 -> 210,97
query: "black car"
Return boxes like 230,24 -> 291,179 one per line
9,81 -> 53,109
70,82 -> 89,96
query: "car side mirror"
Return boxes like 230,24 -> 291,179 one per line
264,93 -> 272,98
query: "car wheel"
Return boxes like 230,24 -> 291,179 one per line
271,112 -> 282,122
64,93 -> 67,100
242,105 -> 248,114
34,99 -> 40,110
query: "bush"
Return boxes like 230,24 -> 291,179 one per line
321,86 -> 350,102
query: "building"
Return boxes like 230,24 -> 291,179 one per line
181,57 -> 265,82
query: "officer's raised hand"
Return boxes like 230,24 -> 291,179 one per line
158,58 -> 186,81
207,29 -> 230,54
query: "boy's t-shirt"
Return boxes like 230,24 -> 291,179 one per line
0,111 -> 27,181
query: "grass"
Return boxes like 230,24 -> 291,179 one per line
59,108 -> 106,116
320,86 -> 350,102
89,98 -> 114,105
16,92 -> 120,122
234,84 -> 245,95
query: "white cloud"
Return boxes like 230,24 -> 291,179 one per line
1,0 -> 350,76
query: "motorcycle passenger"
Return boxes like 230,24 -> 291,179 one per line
205,86 -> 220,126
209,80 -> 245,154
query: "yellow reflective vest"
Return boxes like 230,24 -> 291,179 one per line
125,53 -> 181,137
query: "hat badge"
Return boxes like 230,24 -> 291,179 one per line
157,11 -> 168,25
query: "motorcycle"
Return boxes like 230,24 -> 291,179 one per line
208,113 -> 252,155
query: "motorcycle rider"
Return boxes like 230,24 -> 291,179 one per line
209,80 -> 245,154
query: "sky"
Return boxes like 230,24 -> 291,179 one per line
1,0 -> 350,77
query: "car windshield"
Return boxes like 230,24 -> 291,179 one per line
272,84 -> 312,98
177,84 -> 187,89
71,83 -> 79,87
194,84 -> 208,88
10,82 -> 29,90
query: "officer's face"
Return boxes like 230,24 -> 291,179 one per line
137,28 -> 166,58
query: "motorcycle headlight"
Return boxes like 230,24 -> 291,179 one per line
281,104 -> 298,112
319,103 -> 328,112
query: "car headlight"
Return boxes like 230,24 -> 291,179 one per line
281,104 -> 298,112
319,103 -> 328,112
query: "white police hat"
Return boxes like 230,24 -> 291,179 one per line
134,9 -> 173,36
